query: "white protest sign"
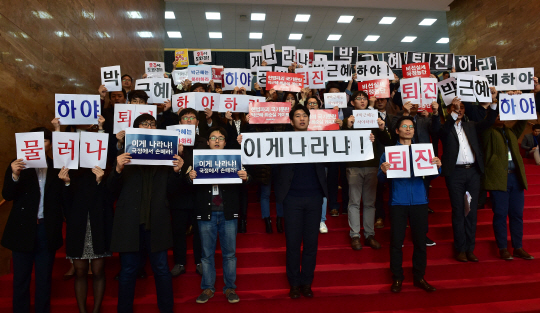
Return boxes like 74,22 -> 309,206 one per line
53,132 -> 79,169
273,66 -> 289,73
307,68 -> 326,89
241,130 -> 374,164
101,65 -> 121,91
145,61 -> 165,78
499,93 -> 536,121
473,75 -> 492,102
218,94 -> 251,113
456,74 -> 478,102
353,110 -> 378,129
249,53 -> 263,72
326,61 -> 353,81
437,78 -> 457,106
15,132 -> 47,168
171,69 -> 188,86
262,44 -> 277,65
420,78 -> 438,111
296,49 -> 313,67
113,104 -> 157,134
134,78 -> 172,104
385,145 -> 411,178
324,93 -> 347,108
256,66 -> 273,87
400,77 -> 421,105
187,65 -> 212,84
222,69 -> 252,91
194,49 -> 212,63
166,124 -> 196,146
282,46 -> 296,66
55,94 -> 101,125
356,61 -> 394,81
172,93 -> 196,112
411,143 -> 438,176
195,92 -> 221,112
314,54 -> 327,62
80,132 -> 109,169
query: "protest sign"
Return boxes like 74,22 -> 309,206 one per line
353,109 -> 378,129
256,66 -> 273,87
499,93 -> 536,121
326,61 -> 354,81
80,132 -> 109,169
296,49 -> 314,67
324,93 -> 347,108
193,150 -> 242,184
282,46 -> 296,66
358,79 -> 390,98
402,62 -> 430,78
295,68 -> 325,89
266,72 -> 304,92
240,130 -> 374,164
400,77 -> 421,105
476,56 -> 497,71
314,54 -> 327,62
113,104 -> 157,133
456,74 -> 479,102
333,46 -> 358,64
211,66 -> 224,83
429,53 -> 454,71
15,132 -> 47,168
175,49 -> 189,67
195,92 -> 221,112
454,55 -> 476,72
101,65 -> 121,91
249,102 -> 291,124
134,78 -> 171,103
482,68 -> 534,91
55,94 -> 101,125
218,94 -> 251,113
411,143 -> 438,176
382,52 -> 406,70
53,132 -> 79,169
187,65 -> 212,83
356,61 -> 394,81
172,92 -> 196,112
273,66 -> 288,73
125,128 -> 178,165
437,78 -> 457,106
262,44 -> 277,65
307,110 -> 339,131
171,69 -> 188,86
194,49 -> 212,63
359,53 -> 379,62
406,52 -> 430,64
249,53 -> 263,72
385,145 -> 411,178
419,78 -> 438,112
145,61 -> 165,78
166,124 -> 196,146
223,69 -> 252,91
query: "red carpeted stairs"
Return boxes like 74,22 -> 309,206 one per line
1,160 -> 540,312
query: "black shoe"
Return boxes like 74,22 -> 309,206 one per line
300,284 -> 314,298
289,286 -> 301,299
276,217 -> 284,233
390,280 -> 402,293
426,237 -> 436,247
413,279 -> 436,292
264,217 -> 273,234
427,207 -> 434,214
238,219 -> 246,233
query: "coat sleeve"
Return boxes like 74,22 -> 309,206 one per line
2,161 -> 19,201
476,104 -> 498,135
521,134 -> 533,151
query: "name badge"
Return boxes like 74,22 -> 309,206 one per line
212,185 -> 219,195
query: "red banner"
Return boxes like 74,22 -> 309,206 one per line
307,110 -> 339,131
266,72 -> 304,92
402,62 -> 431,78
249,102 -> 291,124
211,66 -> 224,83
358,79 -> 390,98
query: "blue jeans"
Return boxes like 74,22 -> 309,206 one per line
198,211 -> 237,292
490,173 -> 525,249
260,181 -> 284,218
321,197 -> 327,222
118,225 -> 173,313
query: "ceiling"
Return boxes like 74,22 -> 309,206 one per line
164,1 -> 452,52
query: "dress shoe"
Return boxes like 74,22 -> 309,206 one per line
499,248 -> 514,260
301,284 -> 314,298
513,248 -> 534,260
276,217 -> 284,233
238,219 -> 246,234
264,217 -> 273,234
170,264 -> 186,277
390,280 -> 402,293
351,237 -> 362,250
289,286 -> 301,299
374,218 -> 384,229
426,237 -> 436,247
330,209 -> 339,217
455,251 -> 468,262
365,235 -> 381,250
413,279 -> 436,292
466,251 -> 479,262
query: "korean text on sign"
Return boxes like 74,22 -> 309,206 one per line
402,62 -> 430,78
80,132 -> 109,169
125,128 -> 179,166
193,150 -> 242,184
358,79 -> 390,98
194,49 -> 212,63
499,93 -> 536,121
265,72 -> 304,92
145,61 -> 165,78
249,102 -> 291,124
307,110 -> 339,131
101,65 -> 122,92
166,124 -> 196,147
55,94 -> 101,125
113,104 -> 157,134
53,132 -> 79,170
353,110 -> 378,129
15,132 -> 47,168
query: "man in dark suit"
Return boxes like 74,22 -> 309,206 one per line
273,105 -> 329,299
439,98 -> 498,262
2,127 -> 64,313
520,124 -> 540,158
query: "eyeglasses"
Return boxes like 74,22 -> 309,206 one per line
209,136 -> 225,142
400,125 -> 415,129
355,97 -> 367,100
122,79 -> 131,82
139,121 -> 156,127
181,116 -> 197,121
307,102 -> 318,106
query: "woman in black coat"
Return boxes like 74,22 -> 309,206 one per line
59,165 -> 112,313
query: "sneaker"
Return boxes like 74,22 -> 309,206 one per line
426,237 -> 436,247
330,209 -> 339,217
170,264 -> 186,277
374,218 -> 384,229
224,288 -> 240,303
319,222 -> 328,233
196,289 -> 214,303
196,263 -> 203,276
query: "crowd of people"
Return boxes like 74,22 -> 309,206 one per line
2,59 -> 539,313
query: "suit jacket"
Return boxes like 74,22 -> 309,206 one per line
438,106 -> 498,177
520,133 -> 537,155
1,158 -> 64,252
274,163 -> 328,205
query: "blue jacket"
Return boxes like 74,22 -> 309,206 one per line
377,142 -> 440,206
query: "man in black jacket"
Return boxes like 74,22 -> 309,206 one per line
188,126 -> 250,304
2,127 -> 64,313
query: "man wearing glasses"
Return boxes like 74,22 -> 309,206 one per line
121,74 -> 133,94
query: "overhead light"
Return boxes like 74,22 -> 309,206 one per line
137,31 -> 153,38
295,14 -> 310,22
337,15 -> 354,23
289,33 -> 302,40
127,11 -> 142,19
167,31 -> 182,38
250,32 -> 263,39
206,12 -> 221,20
365,35 -> 380,41
327,34 -> 341,41
379,17 -> 396,24
55,31 -> 69,37
401,36 -> 417,42
419,18 -> 437,26
165,11 -> 175,19
32,11 -> 53,19
437,37 -> 449,43
209,32 -> 222,38
251,13 -> 266,21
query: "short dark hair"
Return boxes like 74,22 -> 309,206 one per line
29,127 -> 52,141
282,91 -> 298,102
325,82 -> 341,93
207,126 -> 227,140
190,83 -> 205,92
289,104 -> 310,120
394,116 -> 416,134
133,114 -> 155,128
306,97 -> 321,108
109,88 -> 127,100
442,71 -> 450,76
351,90 -> 369,101
127,90 -> 149,103
178,108 -> 199,120
121,74 -> 133,82
533,124 -> 540,131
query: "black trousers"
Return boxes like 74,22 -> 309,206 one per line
239,183 -> 249,220
284,194 -> 323,287
390,204 -> 428,282
327,163 -> 349,213
171,209 -> 202,266
445,167 -> 480,253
